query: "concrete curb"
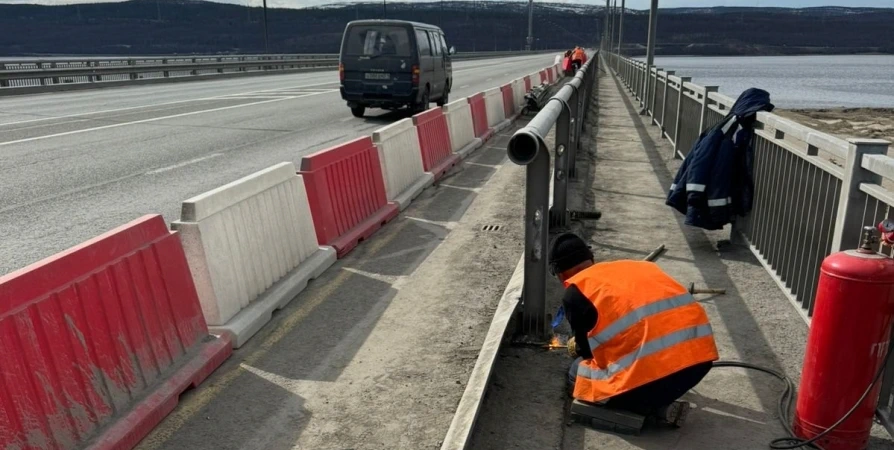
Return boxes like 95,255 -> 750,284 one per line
393,173 -> 436,211
491,119 -> 513,135
440,254 -> 524,450
210,246 -> 337,348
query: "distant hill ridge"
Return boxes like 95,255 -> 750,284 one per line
0,0 -> 891,56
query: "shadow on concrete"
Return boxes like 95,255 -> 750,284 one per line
143,370 -> 311,450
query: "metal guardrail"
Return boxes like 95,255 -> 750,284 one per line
605,51 -> 894,436
0,50 -> 556,92
506,52 -> 598,336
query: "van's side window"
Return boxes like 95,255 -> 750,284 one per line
415,29 -> 431,56
438,33 -> 448,54
428,31 -> 440,56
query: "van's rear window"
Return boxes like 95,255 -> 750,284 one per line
344,26 -> 412,57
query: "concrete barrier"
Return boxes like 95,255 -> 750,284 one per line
443,99 -> 482,159
300,137 -> 400,257
414,107 -> 461,181
0,215 -> 231,450
172,162 -> 336,348
500,84 -> 515,119
468,92 -> 493,142
512,78 -> 526,110
484,87 -> 510,132
372,118 -> 433,210
539,69 -> 548,85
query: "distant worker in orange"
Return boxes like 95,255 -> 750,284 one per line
571,47 -> 586,71
549,233 -> 719,427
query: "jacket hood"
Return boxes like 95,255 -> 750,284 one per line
731,88 -> 775,118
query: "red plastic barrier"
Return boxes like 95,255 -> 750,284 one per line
0,215 -> 231,450
501,84 -> 515,119
300,137 -> 399,257
467,92 -> 493,142
524,76 -> 532,92
539,69 -> 548,85
414,107 -> 460,181
547,67 -> 555,84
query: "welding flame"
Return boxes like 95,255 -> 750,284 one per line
547,335 -> 565,350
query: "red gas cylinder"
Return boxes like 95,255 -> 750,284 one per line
794,228 -> 894,450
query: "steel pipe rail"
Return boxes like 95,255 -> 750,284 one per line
507,52 -> 598,337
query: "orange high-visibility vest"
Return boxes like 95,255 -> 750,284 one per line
565,261 -> 718,403
573,49 -> 585,61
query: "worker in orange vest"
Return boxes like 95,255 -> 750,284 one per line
571,47 -> 586,71
549,233 -> 719,427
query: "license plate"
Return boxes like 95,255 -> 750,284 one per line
365,72 -> 391,80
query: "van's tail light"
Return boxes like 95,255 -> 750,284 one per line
339,63 -> 345,82
412,65 -> 420,85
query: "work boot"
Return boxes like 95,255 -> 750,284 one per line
655,401 -> 690,428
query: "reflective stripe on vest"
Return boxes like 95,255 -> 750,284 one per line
578,323 -> 714,381
587,292 -> 697,351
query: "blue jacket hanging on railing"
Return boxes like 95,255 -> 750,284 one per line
666,88 -> 775,230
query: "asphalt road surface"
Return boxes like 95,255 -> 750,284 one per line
0,53 -> 556,275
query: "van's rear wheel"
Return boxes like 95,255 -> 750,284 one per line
416,88 -> 430,113
436,89 -> 449,107
351,106 -> 366,118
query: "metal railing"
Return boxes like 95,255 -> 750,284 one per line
605,51 -> 894,435
0,50 -> 555,93
506,52 -> 598,336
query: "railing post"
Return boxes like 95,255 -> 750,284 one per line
699,86 -> 719,134
830,139 -> 891,252
649,67 -> 660,118
551,100 -> 572,229
672,76 -> 691,159
659,70 -> 674,130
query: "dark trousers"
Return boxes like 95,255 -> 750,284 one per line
604,361 -> 713,416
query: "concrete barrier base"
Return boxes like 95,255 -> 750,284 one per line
393,173 -> 435,211
456,138 -> 484,159
428,154 -> 463,182
492,119 -> 512,135
210,246 -> 337,348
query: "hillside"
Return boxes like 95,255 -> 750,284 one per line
0,1 -> 891,56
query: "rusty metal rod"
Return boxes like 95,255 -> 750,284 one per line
643,244 -> 666,262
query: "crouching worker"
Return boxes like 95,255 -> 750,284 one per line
550,233 -> 718,427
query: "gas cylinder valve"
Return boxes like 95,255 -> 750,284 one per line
860,226 -> 879,252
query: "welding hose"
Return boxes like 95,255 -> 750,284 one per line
714,348 -> 892,450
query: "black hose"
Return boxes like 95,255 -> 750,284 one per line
714,347 -> 892,449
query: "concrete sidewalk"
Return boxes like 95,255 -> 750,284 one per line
469,60 -> 894,449
135,125 -> 531,450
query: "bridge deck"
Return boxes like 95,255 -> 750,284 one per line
468,60 -> 894,450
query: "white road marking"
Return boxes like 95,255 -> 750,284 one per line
0,91 -> 337,147
340,117 -> 354,122
145,153 -> 222,175
459,84 -> 469,89
0,80 -> 339,127
0,118 -> 90,132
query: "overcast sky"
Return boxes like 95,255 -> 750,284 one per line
1,0 -> 890,8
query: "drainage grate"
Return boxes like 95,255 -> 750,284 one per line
481,224 -> 502,231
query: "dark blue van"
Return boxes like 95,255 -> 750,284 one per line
339,20 -> 454,118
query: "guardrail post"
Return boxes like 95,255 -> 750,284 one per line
128,60 -> 137,80
552,101 -> 572,229
648,67 -> 660,118
162,59 -> 169,78
659,70 -> 673,130
830,139 -> 890,252
699,86 -> 719,134
672,76 -> 691,159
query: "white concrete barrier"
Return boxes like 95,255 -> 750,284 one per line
173,162 -> 336,348
512,78 -> 526,110
372,118 -> 433,211
443,99 -> 482,159
484,87 -> 509,131
554,54 -> 562,65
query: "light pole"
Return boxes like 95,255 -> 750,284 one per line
641,0 -> 658,114
526,0 -> 534,51
262,0 -> 269,54
602,0 -> 609,51
383,0 -> 387,19
617,0 -> 624,71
